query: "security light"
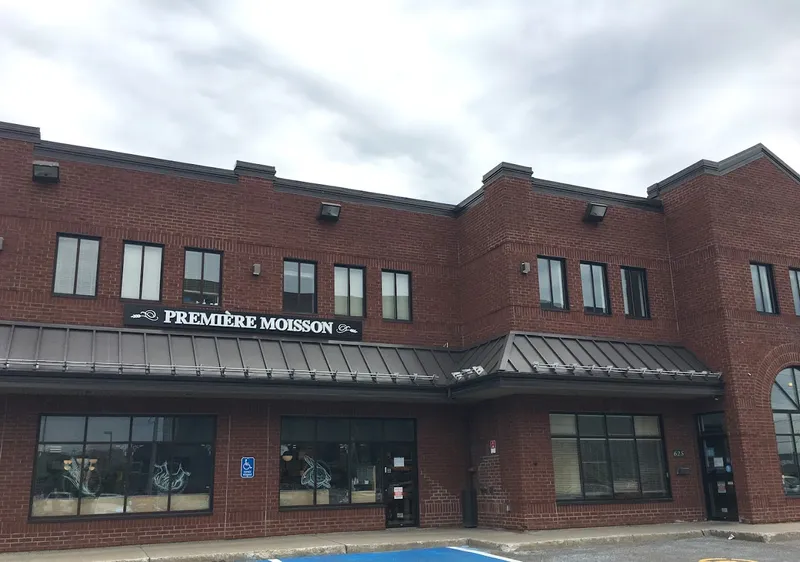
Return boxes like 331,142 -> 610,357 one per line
32,160 -> 60,184
583,202 -> 608,223
318,202 -> 342,222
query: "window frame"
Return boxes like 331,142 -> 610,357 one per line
381,269 -> 413,322
789,268 -> 800,316
283,259 -> 318,314
182,248 -> 223,307
52,234 -> 102,298
120,241 -> 165,302
580,261 -> 611,315
537,256 -> 569,311
771,367 -> 800,497
334,264 -> 366,318
750,262 -> 778,315
29,413 -> 217,521
620,266 -> 651,319
549,412 -> 671,503
279,416 -> 417,510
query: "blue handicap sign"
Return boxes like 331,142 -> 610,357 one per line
241,456 -> 255,479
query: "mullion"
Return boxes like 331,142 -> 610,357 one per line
200,252 -> 207,302
345,268 -> 351,316
123,416 -> 133,514
601,416 -> 616,500
72,238 -> 82,295
137,244 -> 146,300
631,418 -> 643,499
574,415 -> 586,500
76,416 -> 89,516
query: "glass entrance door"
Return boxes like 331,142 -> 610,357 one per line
383,443 -> 417,527
698,413 -> 738,521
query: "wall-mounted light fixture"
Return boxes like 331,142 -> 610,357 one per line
0,237 -> 4,251
318,202 -> 341,222
520,262 -> 531,274
32,160 -> 60,184
583,202 -> 608,223
252,263 -> 261,276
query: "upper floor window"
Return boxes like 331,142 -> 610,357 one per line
550,413 -> 668,501
772,367 -> 800,495
183,249 -> 222,306
121,242 -> 163,301
53,234 -> 100,297
284,260 -> 316,313
789,269 -> 800,316
334,265 -> 365,317
538,257 -> 568,310
382,270 -> 411,321
580,262 -> 609,315
621,267 -> 650,319
750,263 -> 777,314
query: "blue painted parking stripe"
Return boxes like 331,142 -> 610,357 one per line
259,546 -> 520,562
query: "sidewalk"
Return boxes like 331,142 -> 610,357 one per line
3,521 -> 800,562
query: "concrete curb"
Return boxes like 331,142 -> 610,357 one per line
704,528 -> 800,543
468,530 -> 706,553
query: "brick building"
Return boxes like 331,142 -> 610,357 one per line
0,120 -> 798,553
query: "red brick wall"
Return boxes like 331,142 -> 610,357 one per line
0,395 -> 467,553
468,396 -> 706,530
661,157 -> 800,524
0,138 -> 459,347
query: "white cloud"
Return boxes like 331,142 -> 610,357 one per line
0,0 -> 797,202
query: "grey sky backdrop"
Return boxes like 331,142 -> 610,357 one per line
1,0 -> 798,203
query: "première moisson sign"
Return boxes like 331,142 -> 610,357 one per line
123,304 -> 362,341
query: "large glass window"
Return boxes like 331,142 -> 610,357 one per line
284,260 -> 317,313
183,249 -> 222,306
32,415 -> 215,518
121,242 -> 163,301
538,257 -> 568,310
334,265 -> 365,317
580,262 -> 610,315
772,367 -> 800,495
280,417 -> 414,507
621,266 -> 650,319
549,413 -> 668,501
53,235 -> 100,296
751,262 -> 778,314
382,271 -> 411,321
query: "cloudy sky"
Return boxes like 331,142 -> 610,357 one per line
0,1 -> 798,202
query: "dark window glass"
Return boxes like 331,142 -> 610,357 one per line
32,415 -> 215,518
538,257 -> 568,310
772,367 -> 800,495
790,269 -> 800,316
121,242 -> 163,301
382,271 -> 411,321
335,266 -> 365,317
751,263 -> 778,314
580,262 -> 609,314
53,235 -> 100,296
621,267 -> 650,318
699,413 -> 726,434
183,250 -> 222,306
550,413 -> 669,501
279,417 -> 414,507
283,260 -> 317,313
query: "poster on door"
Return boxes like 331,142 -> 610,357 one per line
393,486 -> 404,499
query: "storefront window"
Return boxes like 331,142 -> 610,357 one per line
549,413 -> 669,501
32,415 -> 214,518
772,367 -> 800,495
279,417 -> 413,507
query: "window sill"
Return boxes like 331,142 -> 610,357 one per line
382,318 -> 413,324
182,302 -> 222,309
279,503 -> 384,512
121,298 -> 162,304
756,311 -> 780,316
541,305 -> 569,313
583,310 -> 611,317
334,314 -> 366,320
784,493 -> 800,499
281,310 -> 320,316
624,315 -> 651,320
29,509 -> 213,524
52,293 -> 97,300
557,497 -> 672,506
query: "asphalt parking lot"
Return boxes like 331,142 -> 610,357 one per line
503,536 -> 800,562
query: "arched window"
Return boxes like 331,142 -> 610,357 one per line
773,367 -> 800,495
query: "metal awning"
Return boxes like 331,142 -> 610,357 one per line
0,322 -> 721,400
0,322 -> 458,386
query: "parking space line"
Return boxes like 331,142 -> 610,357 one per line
447,546 -> 521,562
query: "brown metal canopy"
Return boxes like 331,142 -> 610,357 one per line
0,322 -> 721,400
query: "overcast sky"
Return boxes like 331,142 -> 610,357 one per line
0,1 -> 798,202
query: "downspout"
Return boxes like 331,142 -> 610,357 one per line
0,395 -> 7,465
